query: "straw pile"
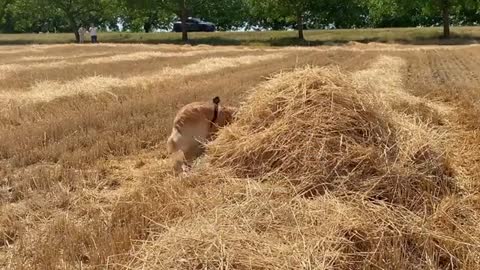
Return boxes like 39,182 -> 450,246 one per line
129,66 -> 480,269
209,66 -> 455,212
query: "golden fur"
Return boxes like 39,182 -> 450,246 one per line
167,99 -> 236,171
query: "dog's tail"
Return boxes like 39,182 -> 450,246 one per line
211,96 -> 221,128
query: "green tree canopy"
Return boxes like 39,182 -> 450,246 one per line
1,0 -> 480,39
248,0 -> 324,39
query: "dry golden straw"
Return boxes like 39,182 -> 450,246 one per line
0,53 -> 286,104
127,58 -> 480,269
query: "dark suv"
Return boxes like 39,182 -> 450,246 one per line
173,18 -> 216,32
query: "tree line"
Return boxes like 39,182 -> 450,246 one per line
0,0 -> 479,41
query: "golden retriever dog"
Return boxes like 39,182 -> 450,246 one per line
167,97 -> 236,172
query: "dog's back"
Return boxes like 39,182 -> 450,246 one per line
167,97 -> 236,171
173,102 -> 215,132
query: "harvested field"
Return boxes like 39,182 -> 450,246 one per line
1,43 -> 480,269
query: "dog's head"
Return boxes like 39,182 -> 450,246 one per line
215,106 -> 237,128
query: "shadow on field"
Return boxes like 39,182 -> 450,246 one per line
0,32 -> 479,47
0,39 -> 73,45
104,36 -> 480,47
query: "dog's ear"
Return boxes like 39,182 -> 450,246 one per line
213,96 -> 220,105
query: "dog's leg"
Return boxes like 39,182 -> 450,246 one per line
169,121 -> 210,173
167,129 -> 188,174
167,128 -> 181,154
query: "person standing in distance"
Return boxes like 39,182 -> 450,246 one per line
89,24 -> 98,43
78,26 -> 86,43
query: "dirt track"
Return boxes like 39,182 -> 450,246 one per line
2,43 -> 480,268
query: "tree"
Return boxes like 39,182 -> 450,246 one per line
119,0 -> 173,32
417,0 -> 457,38
179,0 -> 188,41
53,0 -> 120,42
0,0 -> 118,37
368,0 -> 480,38
0,0 -> 68,33
123,0 -> 248,41
246,0 -> 286,30
248,0 -> 322,40
321,0 -> 368,28
364,0 -> 425,27
123,0 -> 190,41
442,0 -> 452,37
454,0 -> 480,25
0,0 -> 15,32
425,0 -> 479,38
7,0 -> 119,41
3,0 -> 480,37
193,0 -> 250,30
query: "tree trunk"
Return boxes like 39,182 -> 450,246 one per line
297,12 -> 304,40
442,0 -> 450,38
67,15 -> 79,43
180,0 -> 188,42
144,22 -> 152,33
73,30 -> 79,43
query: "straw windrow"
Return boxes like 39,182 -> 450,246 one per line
127,58 -> 480,269
208,65 -> 455,212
